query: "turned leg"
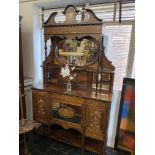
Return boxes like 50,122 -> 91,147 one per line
82,134 -> 85,155
48,124 -> 51,137
101,141 -> 106,155
131,150 -> 135,155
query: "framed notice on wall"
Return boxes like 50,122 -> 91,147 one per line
115,78 -> 135,153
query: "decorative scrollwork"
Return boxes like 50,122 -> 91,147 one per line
43,5 -> 102,26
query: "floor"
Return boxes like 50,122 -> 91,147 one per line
19,131 -> 130,155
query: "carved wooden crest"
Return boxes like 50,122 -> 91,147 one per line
44,5 -> 103,26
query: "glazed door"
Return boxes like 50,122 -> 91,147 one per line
32,90 -> 50,124
85,100 -> 109,141
49,93 -> 86,132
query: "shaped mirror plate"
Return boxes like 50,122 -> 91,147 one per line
55,38 -> 98,66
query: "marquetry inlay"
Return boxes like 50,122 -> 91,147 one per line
37,98 -> 46,115
89,109 -> 102,130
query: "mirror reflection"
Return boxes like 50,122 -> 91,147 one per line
55,39 -> 98,66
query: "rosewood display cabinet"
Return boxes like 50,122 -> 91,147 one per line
32,5 -> 115,155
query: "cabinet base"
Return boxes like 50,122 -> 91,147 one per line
36,124 -> 105,155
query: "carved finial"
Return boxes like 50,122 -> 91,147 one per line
64,5 -> 77,23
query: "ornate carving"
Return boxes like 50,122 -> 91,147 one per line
43,5 -> 102,26
64,6 -> 77,23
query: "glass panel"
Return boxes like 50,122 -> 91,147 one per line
55,39 -> 98,66
52,102 -> 81,124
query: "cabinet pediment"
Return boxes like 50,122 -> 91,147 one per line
44,5 -> 103,27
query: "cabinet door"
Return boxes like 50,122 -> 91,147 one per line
85,100 -> 109,141
32,90 -> 49,124
49,93 -> 86,132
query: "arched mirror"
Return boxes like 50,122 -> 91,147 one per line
55,38 -> 98,66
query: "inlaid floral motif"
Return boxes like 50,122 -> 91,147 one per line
37,98 -> 46,115
89,109 -> 102,130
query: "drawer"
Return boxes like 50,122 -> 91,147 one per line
51,93 -> 86,106
87,99 -> 108,110
32,89 -> 49,97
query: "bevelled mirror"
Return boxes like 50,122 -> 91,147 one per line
55,38 -> 98,66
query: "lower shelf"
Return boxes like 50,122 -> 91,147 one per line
36,124 -> 104,154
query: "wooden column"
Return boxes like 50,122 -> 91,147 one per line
19,16 -> 26,119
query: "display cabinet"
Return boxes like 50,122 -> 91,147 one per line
32,5 -> 115,155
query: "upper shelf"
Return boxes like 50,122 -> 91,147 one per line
42,5 -> 115,73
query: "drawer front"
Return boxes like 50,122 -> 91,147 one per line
51,93 -> 86,106
32,89 -> 49,97
87,99 -> 108,110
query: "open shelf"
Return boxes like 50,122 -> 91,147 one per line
85,137 -> 104,154
36,124 -> 104,154
51,125 -> 83,148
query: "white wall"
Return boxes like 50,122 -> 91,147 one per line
32,5 -> 42,84
20,0 -> 55,123
20,2 -> 35,80
19,0 -> 53,84
107,90 -> 121,147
